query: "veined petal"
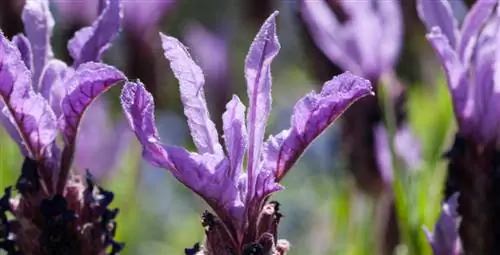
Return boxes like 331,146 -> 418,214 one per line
457,0 -> 496,67
245,11 -> 280,200
69,0 -> 122,67
299,0 -> 362,75
0,32 -> 57,159
39,59 -> 69,116
424,193 -> 462,255
21,0 -> 54,86
165,146 -> 245,230
417,0 -> 459,48
222,95 -> 247,180
12,34 -> 33,72
160,33 -> 223,156
120,81 -> 172,169
263,72 -> 373,181
60,62 -> 125,146
426,28 -> 469,124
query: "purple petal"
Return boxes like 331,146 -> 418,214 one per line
0,32 -> 58,158
471,14 -> 499,144
222,95 -> 247,180
68,0 -> 122,67
120,81 -> 172,168
457,0 -> 496,67
417,0 -> 459,48
244,11 -> 280,200
39,59 -> 70,116
299,0 -> 362,75
160,33 -> 223,156
21,0 -> 54,86
378,0 -> 403,72
263,72 -> 373,181
426,28 -> 470,126
60,62 -> 125,146
123,0 -> 175,32
74,98 -> 132,179
424,193 -> 462,255
121,80 -> 247,232
11,34 -> 33,72
165,146 -> 245,228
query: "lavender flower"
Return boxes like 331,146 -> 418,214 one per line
0,0 -> 127,253
121,11 -> 373,254
299,0 -> 402,81
418,0 -> 500,253
424,193 -> 463,255
418,0 -> 500,145
374,124 -> 422,183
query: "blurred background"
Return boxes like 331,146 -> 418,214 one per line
0,0 -> 476,254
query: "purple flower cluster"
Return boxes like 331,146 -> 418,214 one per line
121,12 -> 373,254
418,0 -> 500,254
8,0 -> 494,254
0,0 -> 126,253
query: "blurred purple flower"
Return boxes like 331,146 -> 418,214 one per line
184,23 -> 229,87
0,1 -> 127,253
121,11 -> 373,254
53,0 -> 174,32
417,0 -> 500,145
299,0 -> 403,81
418,1 -> 500,253
74,98 -> 132,180
374,124 -> 422,184
424,193 -> 463,255
123,0 -> 175,34
52,0 -> 101,25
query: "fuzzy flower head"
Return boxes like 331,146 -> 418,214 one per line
0,0 -> 126,253
300,0 -> 403,81
121,11 -> 373,254
417,0 -> 500,145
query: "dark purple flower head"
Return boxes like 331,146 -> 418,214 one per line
0,0 -> 126,253
424,193 -> 463,255
299,0 -> 403,81
417,0 -> 500,145
121,11 -> 373,254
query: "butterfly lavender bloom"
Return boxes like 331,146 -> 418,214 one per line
424,193 -> 463,255
418,0 -> 500,253
121,11 -> 373,254
19,0 -> 127,179
299,0 -> 402,81
298,0 -> 405,199
0,0 -> 127,254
